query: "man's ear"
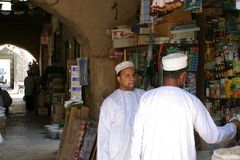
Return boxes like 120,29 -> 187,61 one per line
180,71 -> 186,81
117,76 -> 121,83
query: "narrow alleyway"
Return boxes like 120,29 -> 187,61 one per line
0,92 -> 59,160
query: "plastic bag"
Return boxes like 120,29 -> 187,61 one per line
0,133 -> 4,143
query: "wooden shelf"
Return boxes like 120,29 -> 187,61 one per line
206,96 -> 240,100
113,42 -> 198,49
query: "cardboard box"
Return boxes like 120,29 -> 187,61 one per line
52,104 -> 65,115
111,28 -> 132,39
113,36 -> 138,48
38,91 -> 45,107
154,22 -> 176,37
154,20 -> 196,37
0,116 -> 6,133
0,116 -> 6,126
51,93 -> 65,104
80,107 -> 89,120
52,114 -> 64,123
52,78 -> 63,86
159,10 -> 192,23
38,107 -> 48,115
138,35 -> 150,45
204,7 -> 223,17
61,119 -> 87,160
52,85 -> 64,93
131,24 -> 150,34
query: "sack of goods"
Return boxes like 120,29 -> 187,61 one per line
212,146 -> 240,160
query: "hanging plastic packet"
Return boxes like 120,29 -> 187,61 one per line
237,0 -> 240,9
184,0 -> 201,10
0,133 -> 4,143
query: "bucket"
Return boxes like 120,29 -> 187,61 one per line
47,128 -> 59,139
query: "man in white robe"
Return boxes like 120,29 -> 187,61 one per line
130,53 -> 240,160
97,61 -> 145,160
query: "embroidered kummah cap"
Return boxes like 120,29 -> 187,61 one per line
115,61 -> 134,75
162,53 -> 188,71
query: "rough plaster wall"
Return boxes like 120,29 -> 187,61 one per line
33,0 -> 139,120
35,0 -> 139,55
90,58 -> 116,120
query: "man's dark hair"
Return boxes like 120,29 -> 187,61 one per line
116,70 -> 122,77
163,67 -> 187,80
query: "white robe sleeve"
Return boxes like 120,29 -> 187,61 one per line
97,98 -> 114,160
129,100 -> 146,160
193,99 -> 237,144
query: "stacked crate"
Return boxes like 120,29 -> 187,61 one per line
0,116 -> 6,134
51,93 -> 65,123
50,78 -> 66,123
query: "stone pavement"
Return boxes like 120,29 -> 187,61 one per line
0,93 -> 59,160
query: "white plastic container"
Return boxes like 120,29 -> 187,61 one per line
47,128 -> 59,139
58,129 -> 63,139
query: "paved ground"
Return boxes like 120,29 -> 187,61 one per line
0,93 -> 59,160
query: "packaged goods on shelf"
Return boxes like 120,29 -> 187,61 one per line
140,0 -> 151,24
131,24 -> 150,34
208,80 -> 221,98
113,35 -> 138,48
184,73 -> 197,95
110,28 -> 133,40
138,35 -> 150,45
188,47 -> 199,72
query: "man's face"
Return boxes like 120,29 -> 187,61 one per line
117,67 -> 136,91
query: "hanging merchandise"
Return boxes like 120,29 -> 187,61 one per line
237,0 -> 240,9
184,72 -> 197,95
157,44 -> 164,85
150,0 -> 184,15
70,66 -> 83,103
140,0 -> 151,24
77,57 -> 89,86
184,0 -> 201,11
146,32 -> 154,66
188,46 -> 199,72
184,46 -> 199,95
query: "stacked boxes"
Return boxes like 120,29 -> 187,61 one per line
51,92 -> 65,123
0,116 -> 6,134
111,28 -> 138,48
52,104 -> 65,123
154,11 -> 196,38
50,79 -> 66,123
38,90 -> 48,115
52,78 -> 65,93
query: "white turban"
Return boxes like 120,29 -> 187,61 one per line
115,61 -> 134,75
162,53 -> 187,71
